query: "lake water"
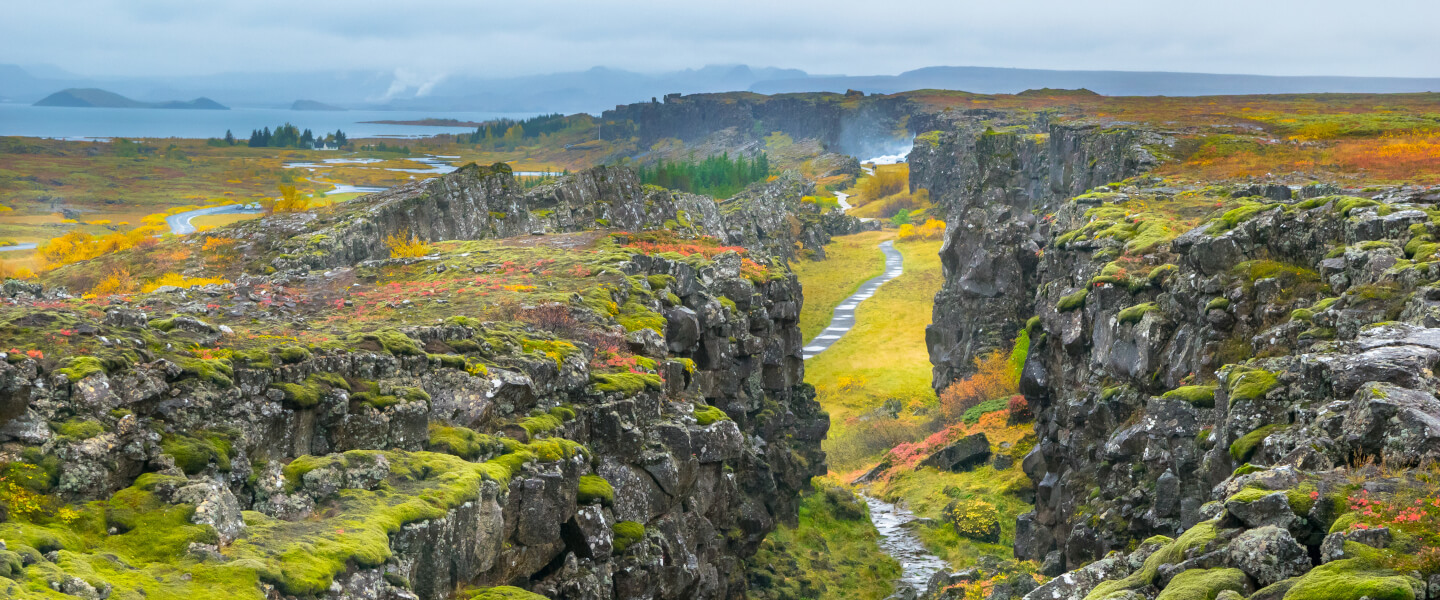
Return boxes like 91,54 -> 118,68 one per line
0,103 -> 537,140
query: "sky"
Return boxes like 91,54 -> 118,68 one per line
5,0 -> 1439,80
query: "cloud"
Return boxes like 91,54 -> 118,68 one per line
2,0 -> 1436,78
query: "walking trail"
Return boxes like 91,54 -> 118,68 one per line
801,239 -> 950,593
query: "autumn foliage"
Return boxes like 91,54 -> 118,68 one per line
939,350 -> 1019,423
898,218 -> 946,241
385,229 -> 432,258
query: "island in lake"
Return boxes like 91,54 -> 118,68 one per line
34,87 -> 228,110
291,99 -> 346,111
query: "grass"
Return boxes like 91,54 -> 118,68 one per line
805,237 -> 944,472
791,230 -> 893,341
870,427 -> 1035,569
748,479 -> 901,600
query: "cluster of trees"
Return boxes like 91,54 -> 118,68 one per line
205,125 -> 347,149
636,152 -> 770,198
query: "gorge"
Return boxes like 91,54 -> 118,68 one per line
3,86 -> 1440,600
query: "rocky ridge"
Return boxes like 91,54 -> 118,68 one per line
0,165 -> 840,599
914,111 -> 1440,599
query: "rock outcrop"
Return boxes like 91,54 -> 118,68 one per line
917,107 -> 1440,599
0,164 -> 830,599
240,163 -> 857,274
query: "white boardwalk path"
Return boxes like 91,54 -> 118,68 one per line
801,240 -> 904,359
799,239 -> 950,591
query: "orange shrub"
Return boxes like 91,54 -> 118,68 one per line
898,218 -> 946,241
939,350 -> 1018,423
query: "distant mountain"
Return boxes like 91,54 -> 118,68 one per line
291,99 -> 346,111
34,88 -> 228,110
751,66 -> 1440,96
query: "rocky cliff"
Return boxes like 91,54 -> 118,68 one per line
601,92 -> 915,158
0,166 -> 831,599
918,110 -> 1440,598
915,112 -> 1162,391
238,163 -> 852,275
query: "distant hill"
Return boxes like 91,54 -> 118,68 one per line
291,99 -> 345,111
750,66 -> 1440,97
34,88 -> 228,110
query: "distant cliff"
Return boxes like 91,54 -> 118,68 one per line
34,87 -> 228,109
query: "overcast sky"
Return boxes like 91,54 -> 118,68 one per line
5,0 -> 1438,79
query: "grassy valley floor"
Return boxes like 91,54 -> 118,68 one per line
753,231 -> 1042,599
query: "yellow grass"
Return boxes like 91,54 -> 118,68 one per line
801,237 -> 945,471
791,230 -> 893,341
190,213 -> 260,229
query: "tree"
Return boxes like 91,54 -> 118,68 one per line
224,130 -> 236,145
300,128 -> 314,148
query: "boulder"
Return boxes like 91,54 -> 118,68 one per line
1225,525 -> 1311,586
919,433 -> 991,472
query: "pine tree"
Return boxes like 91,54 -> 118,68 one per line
224,130 -> 236,145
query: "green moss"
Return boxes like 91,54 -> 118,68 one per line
1227,368 -> 1280,405
52,418 -> 105,440
57,356 -> 106,382
427,424 -> 499,461
611,520 -> 645,554
519,413 -> 563,436
1025,315 -> 1041,333
1233,463 -> 1263,476
271,380 -> 325,409
276,346 -> 311,364
179,358 -> 234,387
1282,552 -> 1422,600
160,431 -> 233,474
694,404 -> 731,426
148,317 -> 177,331
1083,520 -> 1220,600
1057,288 -> 1088,312
577,474 -> 615,506
646,274 -> 675,290
464,587 -> 549,600
590,372 -> 663,394
962,397 -> 1009,424
1229,424 -> 1281,462
1161,385 -> 1218,408
235,348 -> 274,368
1208,201 -> 1275,234
1101,386 -> 1124,401
1335,196 -> 1381,217
1117,302 -> 1160,325
1291,308 -> 1315,321
1207,297 -> 1230,310
718,296 -> 738,312
231,451 -> 514,596
1154,568 -> 1247,600
618,300 -> 666,334
349,329 -> 423,356
430,353 -> 466,369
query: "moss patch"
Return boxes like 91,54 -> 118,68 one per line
577,474 -> 615,507
612,521 -> 645,554
1154,567 -> 1247,600
1161,385 -> 1218,408
694,404 -> 731,426
1229,424 -> 1282,463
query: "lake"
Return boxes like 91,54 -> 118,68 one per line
0,103 -> 537,140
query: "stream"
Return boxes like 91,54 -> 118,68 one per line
800,237 -> 950,592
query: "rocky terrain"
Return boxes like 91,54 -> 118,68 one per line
915,109 -> 1440,598
0,163 -> 868,599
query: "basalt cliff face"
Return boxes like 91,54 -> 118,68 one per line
246,164 -> 850,273
601,92 -> 915,159
0,165 -> 834,599
918,111 -> 1440,598
913,112 -> 1161,391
